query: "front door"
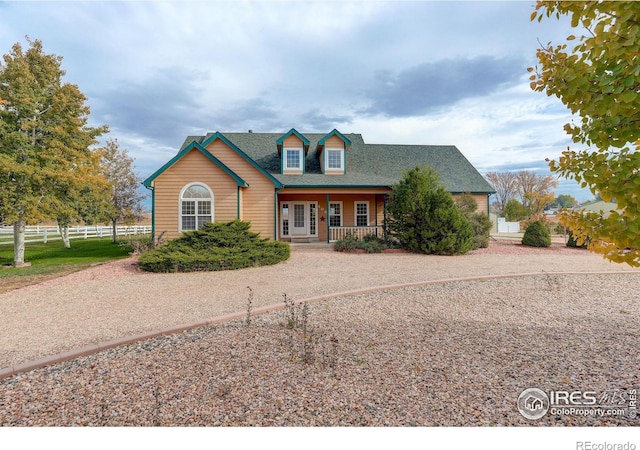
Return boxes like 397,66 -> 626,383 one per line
291,203 -> 307,236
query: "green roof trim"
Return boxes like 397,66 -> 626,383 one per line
317,129 -> 352,150
143,141 -> 248,188
201,132 -> 283,188
276,128 -> 310,152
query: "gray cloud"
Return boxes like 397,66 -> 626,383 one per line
92,67 -> 210,146
297,110 -> 352,132
363,56 -> 526,117
210,98 -> 286,132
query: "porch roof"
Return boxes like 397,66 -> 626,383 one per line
274,172 -> 395,188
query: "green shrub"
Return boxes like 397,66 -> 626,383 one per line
138,220 -> 290,273
455,193 -> 492,249
468,213 -> 493,248
386,166 -> 474,255
522,220 -> 552,247
333,232 -> 388,253
566,230 -> 589,248
333,232 -> 360,252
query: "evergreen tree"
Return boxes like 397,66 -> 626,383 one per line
386,166 -> 474,255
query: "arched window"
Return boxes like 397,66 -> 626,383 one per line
180,183 -> 213,231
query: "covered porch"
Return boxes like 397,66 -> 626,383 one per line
276,188 -> 389,243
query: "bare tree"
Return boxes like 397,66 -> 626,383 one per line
485,172 -> 518,215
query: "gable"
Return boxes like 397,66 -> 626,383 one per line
200,132 -> 283,187
143,141 -> 247,188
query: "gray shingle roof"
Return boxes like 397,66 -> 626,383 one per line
180,132 -> 495,193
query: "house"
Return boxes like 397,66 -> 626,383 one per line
143,129 -> 495,243
579,199 -> 619,218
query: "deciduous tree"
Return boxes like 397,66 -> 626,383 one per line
530,1 -> 640,266
486,171 -> 518,215
99,138 -> 146,243
487,170 -> 557,218
551,194 -> 578,210
515,170 -> 557,217
0,38 -> 107,264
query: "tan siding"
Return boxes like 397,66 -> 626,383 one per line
153,149 -> 239,239
452,194 -> 489,215
283,135 -> 303,148
205,139 -> 275,238
325,135 -> 344,149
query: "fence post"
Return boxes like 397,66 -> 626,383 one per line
84,227 -> 88,239
43,228 -> 48,244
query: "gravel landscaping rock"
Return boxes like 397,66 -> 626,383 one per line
0,240 -> 638,426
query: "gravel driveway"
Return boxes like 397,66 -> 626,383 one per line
0,240 -> 639,426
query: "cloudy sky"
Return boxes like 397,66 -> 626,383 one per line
1,0 -> 590,201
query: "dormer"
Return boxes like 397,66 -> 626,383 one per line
317,129 -> 351,175
277,128 -> 310,175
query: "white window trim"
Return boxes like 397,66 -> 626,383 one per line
179,182 -> 214,233
283,147 -> 303,171
309,202 -> 318,237
328,201 -> 343,227
280,202 -> 290,237
325,147 -> 344,172
354,201 -> 369,227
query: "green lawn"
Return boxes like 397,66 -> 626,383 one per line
0,238 -> 132,290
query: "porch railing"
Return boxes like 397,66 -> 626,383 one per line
329,226 -> 383,242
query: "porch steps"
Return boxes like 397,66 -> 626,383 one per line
289,241 -> 333,249
290,237 -> 312,243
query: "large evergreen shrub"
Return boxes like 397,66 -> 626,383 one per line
138,220 -> 290,272
455,193 -> 493,249
386,166 -> 474,255
522,220 -> 552,247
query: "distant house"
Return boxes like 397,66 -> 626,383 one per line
143,129 -> 495,242
579,199 -> 619,218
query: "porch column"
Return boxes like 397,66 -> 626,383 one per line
383,194 -> 387,241
326,193 -> 330,244
273,189 -> 279,240
375,194 -> 379,237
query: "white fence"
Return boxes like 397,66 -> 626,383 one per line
497,218 -> 520,233
329,226 -> 384,242
0,224 -> 152,246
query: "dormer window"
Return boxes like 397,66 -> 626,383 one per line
326,148 -> 344,171
277,128 -> 309,174
285,148 -> 302,170
318,129 -> 351,175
